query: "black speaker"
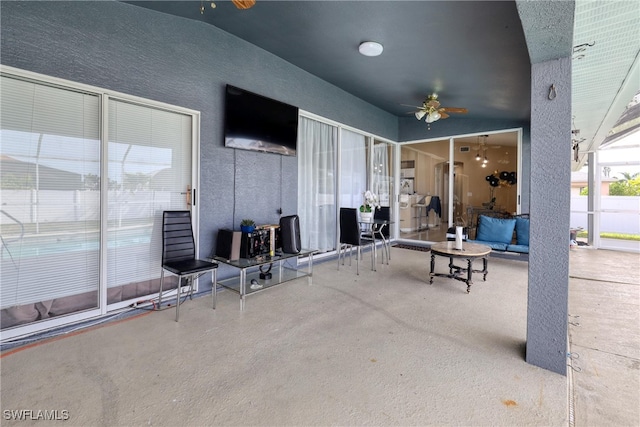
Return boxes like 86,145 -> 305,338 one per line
280,215 -> 301,254
215,229 -> 242,261
240,228 -> 271,259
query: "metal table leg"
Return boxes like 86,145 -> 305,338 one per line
240,269 -> 246,310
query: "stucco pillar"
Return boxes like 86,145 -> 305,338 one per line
526,57 -> 572,375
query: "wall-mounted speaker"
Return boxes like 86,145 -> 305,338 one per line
279,215 -> 301,254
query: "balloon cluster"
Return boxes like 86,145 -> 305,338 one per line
486,171 -> 517,187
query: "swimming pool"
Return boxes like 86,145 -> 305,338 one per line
1,226 -> 153,260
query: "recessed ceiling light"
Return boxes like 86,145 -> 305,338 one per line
359,41 -> 383,57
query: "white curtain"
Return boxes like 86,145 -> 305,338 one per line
339,129 -> 367,209
372,141 -> 391,206
297,117 -> 338,252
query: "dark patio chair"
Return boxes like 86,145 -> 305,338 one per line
159,210 -> 218,321
338,208 -> 375,274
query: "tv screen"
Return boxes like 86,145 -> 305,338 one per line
224,85 -> 299,156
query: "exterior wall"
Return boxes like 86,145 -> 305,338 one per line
570,182 -> 611,196
0,1 -> 398,264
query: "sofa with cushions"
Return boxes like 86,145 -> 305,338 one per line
466,214 -> 529,255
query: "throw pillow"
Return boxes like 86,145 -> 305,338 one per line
476,215 -> 516,244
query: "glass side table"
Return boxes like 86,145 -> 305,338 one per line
212,249 -> 315,310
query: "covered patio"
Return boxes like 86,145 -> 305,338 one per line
1,246 -> 637,426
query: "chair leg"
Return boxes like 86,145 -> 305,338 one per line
158,269 -> 165,308
371,243 -> 376,272
175,276 -> 182,322
212,269 -> 217,310
381,238 -> 389,265
356,246 -> 360,275
188,276 -> 194,300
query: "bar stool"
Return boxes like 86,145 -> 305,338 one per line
413,195 -> 431,230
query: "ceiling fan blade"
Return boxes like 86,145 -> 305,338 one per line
441,107 -> 468,114
232,0 -> 256,9
439,112 -> 450,119
400,103 -> 423,109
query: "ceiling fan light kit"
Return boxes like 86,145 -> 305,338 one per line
359,41 -> 384,57
412,93 -> 468,129
475,135 -> 490,166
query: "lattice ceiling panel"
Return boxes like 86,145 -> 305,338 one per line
572,1 -> 640,169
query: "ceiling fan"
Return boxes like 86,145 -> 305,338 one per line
409,93 -> 468,129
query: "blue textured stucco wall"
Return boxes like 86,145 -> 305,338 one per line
526,57 -> 572,375
0,1 -> 397,263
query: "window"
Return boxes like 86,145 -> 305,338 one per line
0,69 -> 198,339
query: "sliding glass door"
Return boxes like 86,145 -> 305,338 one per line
297,117 -> 338,252
0,69 -> 197,339
399,131 -> 521,243
297,116 -> 396,254
106,100 -> 194,308
339,129 -> 367,209
1,75 -> 102,329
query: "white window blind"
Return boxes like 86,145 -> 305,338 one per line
1,75 -> 101,308
107,100 -> 192,291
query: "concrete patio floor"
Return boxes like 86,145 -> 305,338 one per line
0,245 -> 638,426
567,247 -> 639,427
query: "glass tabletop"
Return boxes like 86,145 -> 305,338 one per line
212,249 -> 315,269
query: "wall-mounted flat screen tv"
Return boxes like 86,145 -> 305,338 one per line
224,85 -> 299,156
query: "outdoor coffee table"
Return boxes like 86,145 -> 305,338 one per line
429,241 -> 491,293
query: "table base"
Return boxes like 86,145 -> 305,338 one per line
429,254 -> 488,293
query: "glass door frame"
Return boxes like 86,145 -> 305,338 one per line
0,65 -> 200,341
397,128 -> 523,244
103,93 -> 201,313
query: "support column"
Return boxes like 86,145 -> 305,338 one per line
527,57 -> 572,375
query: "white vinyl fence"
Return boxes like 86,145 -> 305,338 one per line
570,195 -> 640,235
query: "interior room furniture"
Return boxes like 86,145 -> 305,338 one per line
399,194 -> 427,232
360,207 -> 392,265
412,195 -> 431,230
446,226 -> 469,241
466,214 -> 529,256
159,211 -> 219,321
338,207 -> 375,274
429,241 -> 491,293
213,250 -> 314,310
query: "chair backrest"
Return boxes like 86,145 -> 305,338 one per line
339,208 -> 361,246
162,210 -> 196,264
374,206 -> 391,237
